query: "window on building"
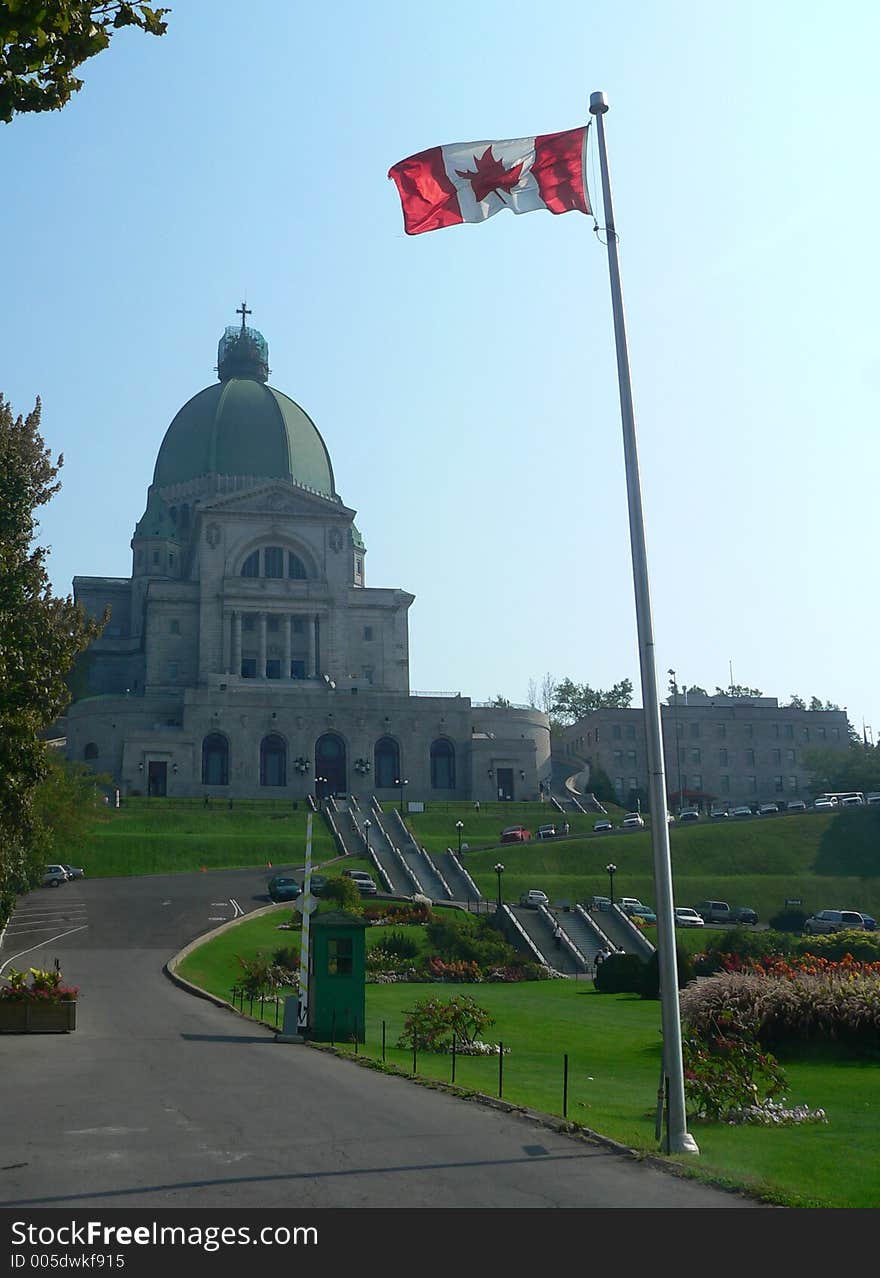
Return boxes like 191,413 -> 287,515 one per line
625,724 -> 636,740
202,734 -> 229,786
803,727 -> 810,742
83,742 -> 99,760
772,748 -> 781,765
628,777 -> 638,793
431,739 -> 455,789
243,614 -> 255,632
241,551 -> 260,578
288,552 -> 307,579
784,724 -> 794,739
613,749 -> 623,765
789,776 -> 799,791
167,663 -> 178,680
240,657 -> 257,678
327,936 -> 353,977
355,557 -> 363,579
745,724 -> 754,738
170,619 -> 180,635
363,626 -> 374,641
374,737 -> 400,789
613,725 -> 622,739
168,552 -> 175,569
291,660 -> 305,679
627,750 -> 637,765
689,722 -> 700,738
774,775 -> 784,793
260,734 -> 287,787
362,667 -> 374,684
720,775 -> 730,793
692,775 -> 703,790
832,728 -> 840,741
773,723 -> 780,738
679,746 -> 686,764
264,546 -> 284,578
746,749 -> 755,765
265,659 -> 281,680
614,777 -> 624,793
748,776 -> 757,793
691,748 -> 701,764
717,723 -> 726,738
817,726 -> 827,741
787,749 -> 796,764
676,721 -> 684,736
719,748 -> 728,766
152,551 -> 160,565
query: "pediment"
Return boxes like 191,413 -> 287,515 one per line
200,483 -> 355,521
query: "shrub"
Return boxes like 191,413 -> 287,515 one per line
272,946 -> 301,972
639,947 -> 694,999
682,1005 -> 788,1121
594,952 -> 644,993
236,952 -> 289,995
380,929 -> 420,960
426,956 -> 482,982
425,914 -> 516,967
321,877 -> 363,913
793,931 -> 880,963
397,993 -> 494,1052
768,908 -> 808,933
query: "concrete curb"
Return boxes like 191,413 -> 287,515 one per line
164,901 -> 294,1014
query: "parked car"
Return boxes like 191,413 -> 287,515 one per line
535,824 -> 557,840
42,864 -> 68,888
674,907 -> 705,928
758,803 -> 780,816
307,874 -> 328,896
619,896 -> 644,912
709,808 -> 729,819
694,900 -> 732,924
500,825 -> 531,844
593,819 -> 613,833
678,809 -> 700,823
60,863 -> 85,880
813,798 -> 835,810
627,904 -> 657,923
785,800 -> 807,812
342,869 -> 378,895
839,795 -> 864,808
621,812 -> 645,829
590,895 -> 612,910
519,889 -> 550,908
858,914 -> 877,931
803,909 -> 866,935
268,875 -> 301,903
731,805 -> 754,818
866,794 -> 880,807
730,906 -> 759,925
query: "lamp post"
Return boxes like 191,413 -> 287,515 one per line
455,820 -> 464,854
395,777 -> 408,815
606,863 -> 617,907
494,862 -> 505,912
668,669 -> 683,814
363,819 -> 371,855
316,775 -> 328,806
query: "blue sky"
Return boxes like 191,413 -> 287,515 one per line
3,1 -> 878,736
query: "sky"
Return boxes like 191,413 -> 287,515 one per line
3,1 -> 878,736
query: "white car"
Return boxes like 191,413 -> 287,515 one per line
813,798 -> 835,810
342,869 -> 378,895
731,806 -> 754,818
519,889 -> 550,908
42,864 -> 69,888
786,800 -> 807,813
674,907 -> 705,928
621,812 -> 645,829
758,803 -> 780,816
593,819 -> 613,833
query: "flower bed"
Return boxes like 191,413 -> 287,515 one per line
0,968 -> 78,1034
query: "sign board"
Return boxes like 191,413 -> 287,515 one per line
295,893 -> 318,915
784,898 -> 802,909
407,801 -> 425,813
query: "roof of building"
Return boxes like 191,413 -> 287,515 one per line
151,322 -> 336,498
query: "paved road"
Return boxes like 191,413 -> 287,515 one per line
0,871 -> 758,1210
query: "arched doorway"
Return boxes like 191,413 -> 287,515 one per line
315,733 -> 347,798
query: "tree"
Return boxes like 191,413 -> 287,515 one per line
0,2 -> 169,124
803,743 -> 880,796
787,694 -> 806,709
550,676 -> 633,725
716,684 -> 763,698
31,750 -> 109,861
0,395 -> 104,919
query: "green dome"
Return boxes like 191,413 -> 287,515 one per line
152,322 -> 336,497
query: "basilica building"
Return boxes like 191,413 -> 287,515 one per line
67,314 -> 550,802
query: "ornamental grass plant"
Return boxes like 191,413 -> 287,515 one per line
0,967 -> 78,1002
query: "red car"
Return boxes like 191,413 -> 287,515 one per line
500,825 -> 531,844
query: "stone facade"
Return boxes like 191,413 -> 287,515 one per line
66,321 -> 550,801
560,693 -> 850,809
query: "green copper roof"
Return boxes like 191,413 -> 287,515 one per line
153,377 -> 336,496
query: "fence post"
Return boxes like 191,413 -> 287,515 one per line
563,1053 -> 569,1119
331,1009 -> 336,1048
498,1041 -> 504,1099
412,1041 -> 417,1075
382,1020 -> 386,1062
451,1033 -> 456,1084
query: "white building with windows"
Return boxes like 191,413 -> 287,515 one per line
67,316 -> 550,801
561,692 -> 850,810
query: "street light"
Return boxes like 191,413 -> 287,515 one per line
668,669 -> 683,814
363,819 -> 371,855
316,775 -> 328,805
455,820 -> 464,854
395,777 -> 408,815
606,862 -> 617,906
494,862 -> 505,912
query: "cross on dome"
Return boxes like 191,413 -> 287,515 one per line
236,301 -> 252,331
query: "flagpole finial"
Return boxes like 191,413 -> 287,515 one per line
590,91 -> 609,115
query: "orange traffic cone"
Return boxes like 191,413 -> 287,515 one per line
267,860 -> 273,868
201,864 -> 207,873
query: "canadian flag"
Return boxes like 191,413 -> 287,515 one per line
388,127 -> 589,236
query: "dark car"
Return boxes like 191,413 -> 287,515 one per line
60,863 -> 85,880
730,906 -> 758,925
500,826 -> 531,844
678,810 -> 700,823
307,874 -> 328,897
268,875 -> 301,903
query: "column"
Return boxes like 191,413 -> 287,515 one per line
283,614 -> 292,679
233,612 -> 242,676
308,614 -> 316,678
258,612 -> 267,679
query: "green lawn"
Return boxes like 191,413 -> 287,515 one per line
176,907 -> 880,1208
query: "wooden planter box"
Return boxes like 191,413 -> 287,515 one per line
0,1000 -> 77,1033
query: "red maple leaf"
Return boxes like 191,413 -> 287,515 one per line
455,146 -> 525,203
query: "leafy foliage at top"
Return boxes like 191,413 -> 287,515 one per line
0,2 -> 169,124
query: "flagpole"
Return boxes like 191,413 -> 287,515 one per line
589,90 -> 698,1155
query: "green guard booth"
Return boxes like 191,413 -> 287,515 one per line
309,910 -> 368,1042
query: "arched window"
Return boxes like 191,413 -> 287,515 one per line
202,733 -> 229,786
289,552 -> 307,579
374,737 -> 400,790
260,734 -> 287,787
264,546 -> 284,578
241,550 -> 259,578
315,733 -> 346,795
83,742 -> 99,761
431,739 -> 455,790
